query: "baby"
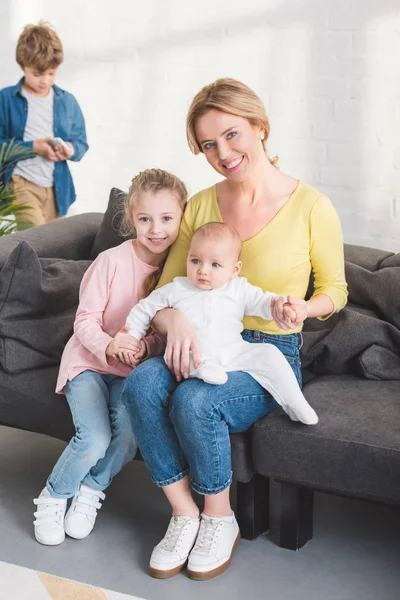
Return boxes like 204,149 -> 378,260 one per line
126,222 -> 318,425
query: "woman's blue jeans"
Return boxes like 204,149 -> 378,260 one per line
121,331 -> 302,496
47,370 -> 138,499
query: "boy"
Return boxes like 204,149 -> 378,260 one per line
0,21 -> 88,225
125,222 -> 318,425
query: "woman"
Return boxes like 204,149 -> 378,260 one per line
121,78 -> 348,581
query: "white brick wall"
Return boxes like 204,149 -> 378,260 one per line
1,0 -> 399,251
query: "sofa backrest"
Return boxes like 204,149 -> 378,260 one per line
344,244 -> 397,271
0,213 -> 103,269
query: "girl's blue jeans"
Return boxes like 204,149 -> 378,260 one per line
47,370 -> 138,499
121,331 -> 302,496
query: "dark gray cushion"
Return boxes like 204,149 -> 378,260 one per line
252,375 -> 400,503
344,243 -> 394,271
301,307 -> 400,379
0,241 -> 91,374
380,252 -> 400,268
301,245 -> 400,380
0,213 -> 103,269
345,259 -> 400,327
90,188 -> 132,259
0,365 -> 73,442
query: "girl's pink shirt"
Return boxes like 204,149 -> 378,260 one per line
56,240 -> 166,393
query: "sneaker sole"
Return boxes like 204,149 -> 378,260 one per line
149,561 -> 187,579
35,533 -> 65,546
64,525 -> 93,540
187,531 -> 241,581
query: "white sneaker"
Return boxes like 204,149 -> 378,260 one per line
187,513 -> 240,580
64,484 -> 105,539
149,515 -> 200,578
33,488 -> 67,546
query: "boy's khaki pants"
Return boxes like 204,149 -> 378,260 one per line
10,174 -> 58,227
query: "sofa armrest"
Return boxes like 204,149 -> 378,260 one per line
0,213 -> 103,267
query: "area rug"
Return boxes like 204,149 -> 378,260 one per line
0,560 -> 145,600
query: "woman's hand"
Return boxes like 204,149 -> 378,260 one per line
164,311 -> 202,382
271,296 -> 308,330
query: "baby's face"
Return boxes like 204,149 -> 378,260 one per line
187,235 -> 241,290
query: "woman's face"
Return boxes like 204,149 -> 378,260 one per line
194,109 -> 264,182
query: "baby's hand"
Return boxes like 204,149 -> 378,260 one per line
283,296 -> 308,326
271,296 -> 295,330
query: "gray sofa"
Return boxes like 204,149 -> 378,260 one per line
0,206 -> 399,550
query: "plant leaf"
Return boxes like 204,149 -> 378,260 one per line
0,140 -> 35,235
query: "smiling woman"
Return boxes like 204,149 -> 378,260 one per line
186,78 -> 277,166
195,111 -> 264,180
121,78 -> 348,581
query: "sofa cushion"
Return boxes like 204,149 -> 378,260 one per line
0,365 -> 73,441
345,259 -> 400,328
90,187 -> 132,259
302,247 -> 400,379
251,375 -> 400,503
344,244 -> 394,271
0,213 -> 103,269
301,307 -> 400,380
0,241 -> 91,374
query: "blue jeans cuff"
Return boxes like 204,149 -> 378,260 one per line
82,475 -> 108,492
191,472 -> 233,496
153,468 -> 190,488
45,481 -> 73,500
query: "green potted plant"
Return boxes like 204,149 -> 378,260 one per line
0,140 -> 34,235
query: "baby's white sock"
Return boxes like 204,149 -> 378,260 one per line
192,361 -> 228,385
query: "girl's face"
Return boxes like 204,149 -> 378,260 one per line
194,109 -> 264,183
130,190 -> 183,262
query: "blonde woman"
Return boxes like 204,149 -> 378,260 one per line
122,79 -> 348,580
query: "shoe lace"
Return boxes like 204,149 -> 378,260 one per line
194,518 -> 223,554
72,487 -> 105,517
161,516 -> 191,551
33,496 -> 65,527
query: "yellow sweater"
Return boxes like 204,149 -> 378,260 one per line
159,182 -> 348,334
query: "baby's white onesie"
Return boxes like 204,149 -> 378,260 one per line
126,277 -> 318,425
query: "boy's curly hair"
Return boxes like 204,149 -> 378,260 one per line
16,21 -> 63,71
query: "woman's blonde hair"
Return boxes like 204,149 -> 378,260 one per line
121,168 -> 187,296
186,77 -> 278,167
16,21 -> 63,71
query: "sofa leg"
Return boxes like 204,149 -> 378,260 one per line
271,481 -> 314,550
236,474 -> 270,540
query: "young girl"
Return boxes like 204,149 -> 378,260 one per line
33,169 -> 187,546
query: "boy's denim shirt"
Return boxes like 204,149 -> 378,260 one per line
0,78 -> 88,216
